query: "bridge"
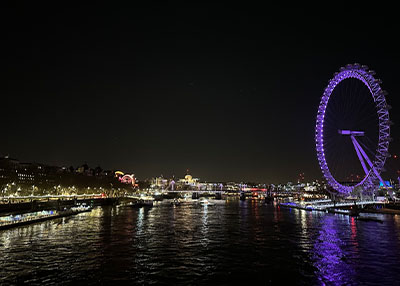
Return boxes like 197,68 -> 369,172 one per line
159,190 -> 228,194
153,189 -> 304,198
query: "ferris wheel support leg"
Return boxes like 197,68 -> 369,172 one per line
352,136 -> 385,187
351,136 -> 369,177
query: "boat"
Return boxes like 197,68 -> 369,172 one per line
137,198 -> 154,207
199,198 -> 214,206
123,197 -> 154,208
327,208 -> 351,215
0,206 -> 93,230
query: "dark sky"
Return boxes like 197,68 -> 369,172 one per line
2,3 -> 399,183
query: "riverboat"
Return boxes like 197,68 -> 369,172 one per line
0,206 -> 93,230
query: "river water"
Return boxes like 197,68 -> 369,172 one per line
1,199 -> 400,285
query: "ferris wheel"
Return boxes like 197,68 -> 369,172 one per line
315,64 -> 391,194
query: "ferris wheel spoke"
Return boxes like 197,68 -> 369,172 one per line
351,136 -> 370,177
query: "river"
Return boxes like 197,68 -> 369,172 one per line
1,199 -> 400,285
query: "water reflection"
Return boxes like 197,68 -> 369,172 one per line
313,215 -> 355,285
350,217 -> 359,250
137,207 -> 144,233
201,205 -> 209,248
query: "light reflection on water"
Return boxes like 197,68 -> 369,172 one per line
0,200 -> 400,285
312,215 -> 355,285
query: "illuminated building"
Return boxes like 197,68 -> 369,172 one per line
178,173 -> 199,185
150,176 -> 168,189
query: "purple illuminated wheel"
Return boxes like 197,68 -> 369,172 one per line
315,64 -> 391,194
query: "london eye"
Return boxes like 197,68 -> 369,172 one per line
315,64 -> 391,195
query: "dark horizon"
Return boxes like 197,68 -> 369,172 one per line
2,3 -> 400,184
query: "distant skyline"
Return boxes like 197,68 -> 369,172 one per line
2,3 -> 399,183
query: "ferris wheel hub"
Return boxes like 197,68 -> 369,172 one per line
338,130 -> 365,136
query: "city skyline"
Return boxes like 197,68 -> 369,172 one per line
2,4 -> 400,285
2,3 -> 400,183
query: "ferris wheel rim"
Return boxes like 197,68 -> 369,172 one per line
315,64 -> 390,194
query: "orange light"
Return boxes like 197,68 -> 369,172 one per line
115,171 -> 124,177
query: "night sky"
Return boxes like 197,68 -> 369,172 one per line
2,3 -> 399,183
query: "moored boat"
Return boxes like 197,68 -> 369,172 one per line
199,198 -> 214,206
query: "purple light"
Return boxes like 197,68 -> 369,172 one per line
315,64 -> 390,194
312,216 -> 356,284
